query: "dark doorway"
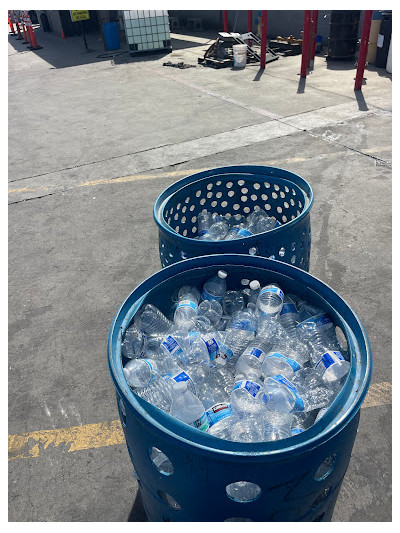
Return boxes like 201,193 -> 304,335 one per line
40,13 -> 51,32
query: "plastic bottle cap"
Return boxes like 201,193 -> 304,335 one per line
215,357 -> 226,366
249,280 -> 261,290
241,279 -> 250,286
172,380 -> 187,392
218,270 -> 227,279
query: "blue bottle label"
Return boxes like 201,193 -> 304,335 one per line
201,287 -> 223,302
280,303 -> 297,315
315,351 -> 344,371
231,319 -> 255,333
271,374 -> 304,411
192,411 -> 210,431
171,370 -> 196,395
177,300 -> 198,312
291,427 -> 304,435
198,229 -> 209,237
298,313 -> 333,333
260,286 -> 284,301
217,344 -> 234,361
232,380 -> 261,398
143,359 -> 155,373
237,228 -> 253,237
161,335 -> 184,358
202,333 -> 219,360
244,346 -> 266,362
205,402 -> 232,427
265,353 -> 301,372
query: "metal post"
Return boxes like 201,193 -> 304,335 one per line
310,10 -> 319,60
247,10 -> 252,45
223,10 -> 228,32
300,10 -> 312,78
80,19 -> 88,50
260,10 -> 267,68
354,10 -> 373,91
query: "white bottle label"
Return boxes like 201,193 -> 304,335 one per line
205,402 -> 232,427
192,411 -> 210,431
260,286 -> 284,301
315,351 -> 344,371
177,299 -> 198,312
161,335 -> 184,358
232,380 -> 261,398
171,370 -> 197,395
265,352 -> 301,372
271,374 -> 304,411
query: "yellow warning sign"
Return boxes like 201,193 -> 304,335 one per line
70,10 -> 90,22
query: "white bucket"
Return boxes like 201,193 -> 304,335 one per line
233,44 -> 247,68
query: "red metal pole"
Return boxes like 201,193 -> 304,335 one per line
247,10 -> 252,45
354,10 -> 373,90
223,10 -> 228,32
300,10 -> 312,78
260,10 -> 267,68
310,10 -> 318,61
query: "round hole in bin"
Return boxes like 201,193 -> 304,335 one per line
284,185 -> 289,193
264,182 -> 270,188
272,192 -> 278,199
207,192 -> 213,199
176,203 -> 181,210
249,247 -> 258,256
211,201 -> 217,208
118,397 -> 126,427
290,198 -> 295,206
228,190 -> 235,198
297,210 -> 301,217
216,191 -> 223,198
226,482 -> 261,503
225,213 -> 232,219
200,198 -> 206,206
277,206 -> 282,214
291,215 -> 296,220
291,255 -> 296,264
189,204 -> 195,211
175,226 -> 180,232
174,213 -> 179,221
225,518 -> 253,522
282,215 -> 287,223
291,242 -> 296,251
269,255 -> 276,260
250,194 -> 258,201
284,201 -> 289,209
261,194 -> 268,201
279,247 -> 285,257
280,191 -> 285,198
311,487 -> 332,510
265,203 -> 271,211
181,251 -> 188,259
241,187 -> 248,194
226,181 -> 233,188
169,252 -> 173,258
238,179 -> 245,186
233,204 -> 240,211
207,183 -> 213,190
157,490 -> 181,510
181,206 -> 187,213
241,196 -> 248,203
244,206 -> 250,214
335,326 -> 348,352
216,180 -> 222,186
185,196 -> 190,203
192,227 -> 197,233
181,216 -> 186,223
315,454 -> 336,481
167,217 -> 171,224
221,201 -> 228,208
191,216 -> 197,223
292,188 -> 296,196
195,190 -> 201,197
149,446 -> 174,476
183,229 -> 187,236
274,184 -> 280,191
299,200 -> 303,208
253,182 -> 260,190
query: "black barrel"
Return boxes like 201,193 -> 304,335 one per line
375,11 -> 392,68
327,10 -> 361,59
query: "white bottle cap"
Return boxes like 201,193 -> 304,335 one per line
215,356 -> 226,366
218,270 -> 227,279
241,279 -> 250,286
249,280 -> 261,290
172,380 -> 188,392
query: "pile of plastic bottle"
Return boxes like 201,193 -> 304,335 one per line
122,270 -> 350,443
195,209 -> 281,240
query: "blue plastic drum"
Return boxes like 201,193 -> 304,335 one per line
107,254 -> 372,522
153,166 -> 314,270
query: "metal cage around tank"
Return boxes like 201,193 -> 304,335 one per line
153,166 -> 314,270
107,254 -> 372,522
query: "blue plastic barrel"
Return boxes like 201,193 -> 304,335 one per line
153,165 -> 314,270
103,22 -> 120,51
107,254 -> 372,522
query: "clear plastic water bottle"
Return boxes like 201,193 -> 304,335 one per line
122,324 -> 147,359
222,290 -> 245,316
135,304 -> 172,334
279,295 -> 300,336
130,370 -> 173,413
224,309 -> 256,357
230,379 -> 265,416
260,411 -> 293,441
207,405 -> 238,440
197,211 -> 212,240
261,351 -> 302,380
202,270 -> 227,302
296,313 -> 339,363
314,350 -> 350,383
210,360 -> 236,394
169,379 -> 210,431
235,337 -> 273,380
160,330 -> 189,365
123,358 -> 158,388
174,286 -> 200,326
198,299 -> 223,326
257,284 -> 285,316
247,280 -> 261,311
230,415 -> 265,442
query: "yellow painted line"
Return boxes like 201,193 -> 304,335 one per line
8,382 -> 391,462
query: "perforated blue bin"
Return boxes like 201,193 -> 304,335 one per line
153,165 -> 314,270
107,254 -> 372,522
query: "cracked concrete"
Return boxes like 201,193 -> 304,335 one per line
8,25 -> 391,522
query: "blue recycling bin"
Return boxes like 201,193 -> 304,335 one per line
103,22 -> 120,51
107,254 -> 372,522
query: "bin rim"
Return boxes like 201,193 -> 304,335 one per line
153,165 -> 314,245
108,254 -> 371,459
